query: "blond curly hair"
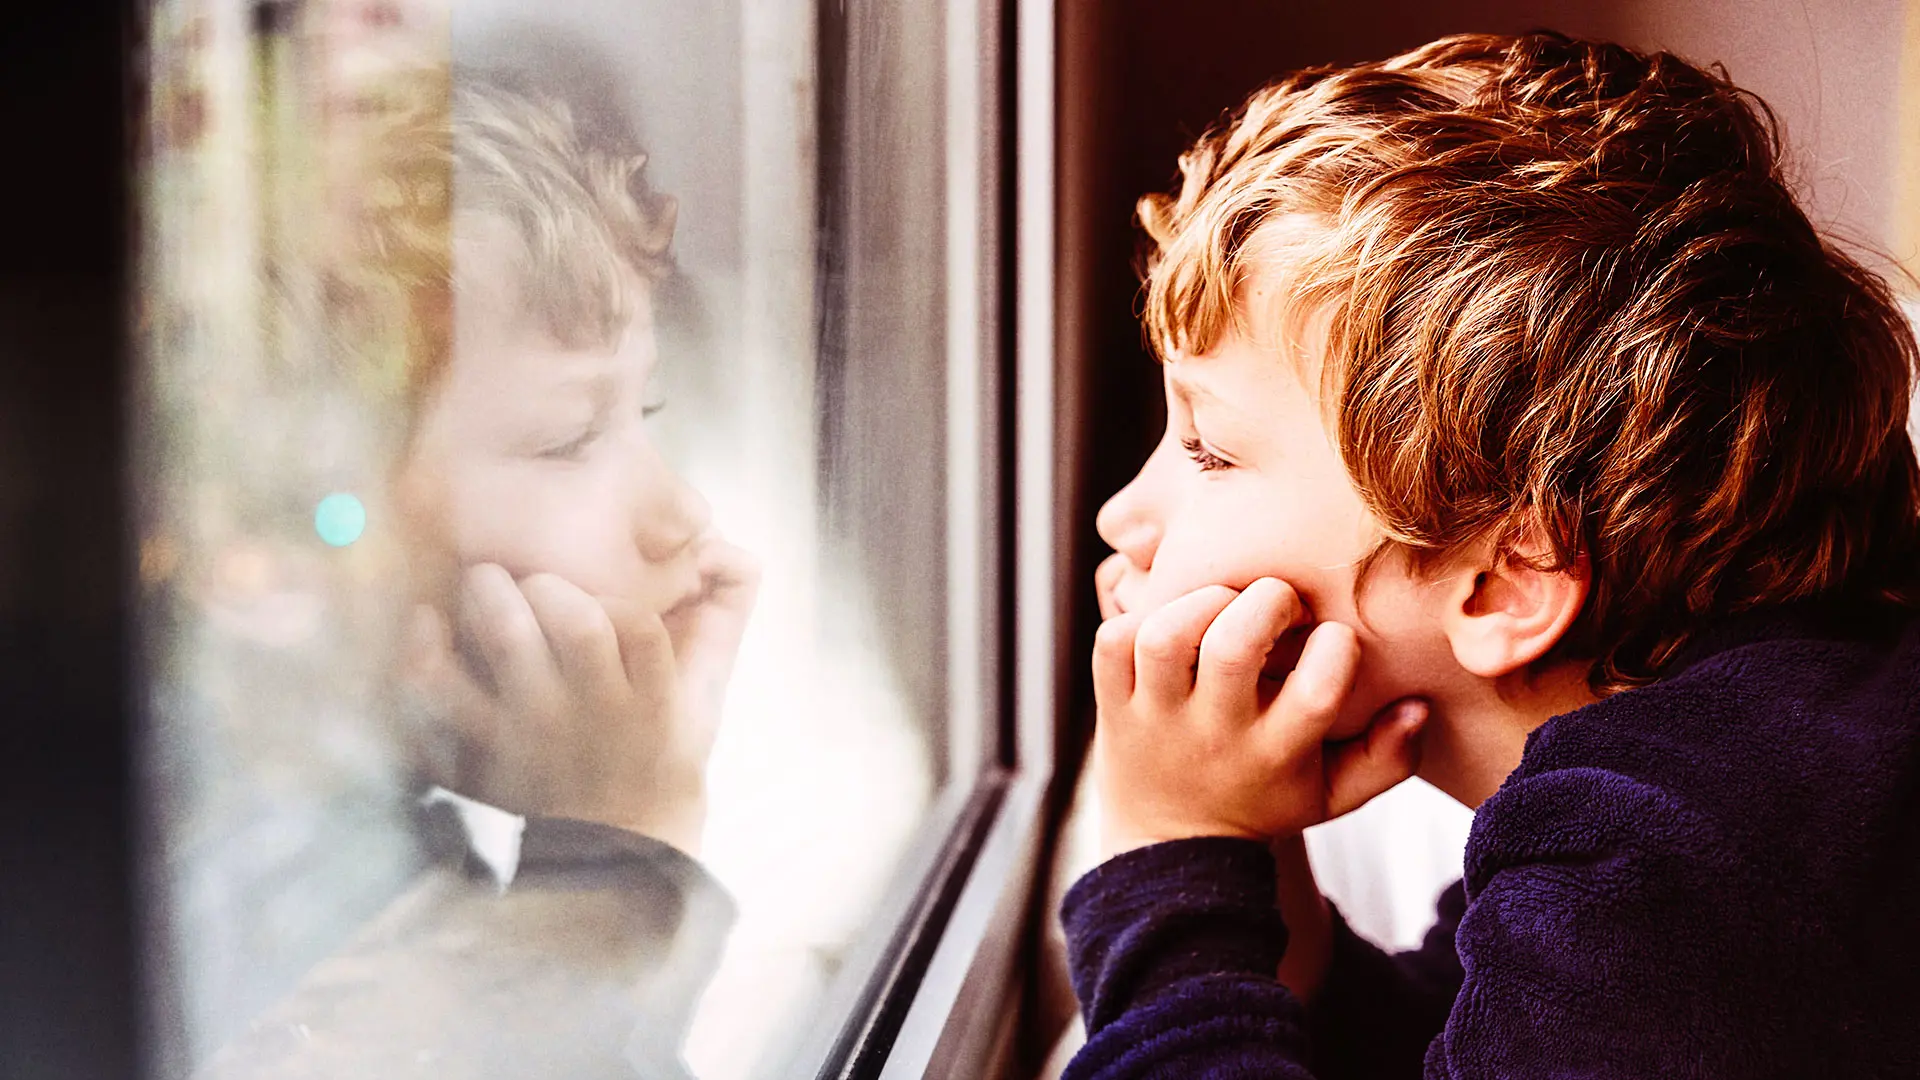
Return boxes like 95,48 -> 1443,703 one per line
1140,32 -> 1920,690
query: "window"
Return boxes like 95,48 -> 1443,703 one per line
132,2 -> 1054,1078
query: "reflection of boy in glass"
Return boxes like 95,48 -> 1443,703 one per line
394,84 -> 755,859
197,82 -> 751,1080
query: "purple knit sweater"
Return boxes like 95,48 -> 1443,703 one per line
1062,606 -> 1920,1078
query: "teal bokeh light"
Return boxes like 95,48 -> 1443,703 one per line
314,492 -> 367,547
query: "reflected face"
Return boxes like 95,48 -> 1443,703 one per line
398,218 -> 710,624
1094,306 -> 1461,737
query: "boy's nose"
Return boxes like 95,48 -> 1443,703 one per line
1095,481 -> 1160,573
638,467 -> 712,563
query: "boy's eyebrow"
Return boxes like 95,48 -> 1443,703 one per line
1159,372 -> 1205,401
1169,368 -> 1269,444
547,368 -> 618,423
1166,372 -> 1216,405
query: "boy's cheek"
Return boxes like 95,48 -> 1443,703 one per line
1152,510 -> 1355,609
1338,621 -> 1460,739
1326,676 -> 1392,742
463,519 -> 635,604
1130,535 -> 1275,610
427,473 -> 640,606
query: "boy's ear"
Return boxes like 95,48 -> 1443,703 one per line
1438,534 -> 1588,679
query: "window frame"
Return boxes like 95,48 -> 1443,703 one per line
810,0 -> 1066,1076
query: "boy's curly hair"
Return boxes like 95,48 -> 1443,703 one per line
1140,31 -> 1920,691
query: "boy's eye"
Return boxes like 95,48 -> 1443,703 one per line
1181,436 -> 1233,472
642,397 -> 667,419
538,427 -> 601,461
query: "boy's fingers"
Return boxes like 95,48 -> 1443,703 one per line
1092,610 -> 1146,707
1326,698 -> 1429,818
1267,621 -> 1361,745
1196,577 -> 1305,713
1094,553 -> 1128,621
675,538 -> 761,699
462,563 -> 565,710
697,537 -> 762,611
601,596 -> 678,702
1134,585 -> 1241,710
519,573 -> 627,712
401,603 -> 498,744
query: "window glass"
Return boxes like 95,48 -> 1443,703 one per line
135,2 -> 964,1077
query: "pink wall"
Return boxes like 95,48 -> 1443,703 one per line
1608,0 -> 1912,270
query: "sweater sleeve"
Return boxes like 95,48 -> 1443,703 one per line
1060,837 -> 1318,1080
509,815 -> 738,1078
1306,882 -> 1466,1080
195,811 -> 736,1080
1060,769 -> 1754,1080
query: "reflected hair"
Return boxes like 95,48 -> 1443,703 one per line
1139,32 -> 1920,691
350,78 -> 677,409
453,82 -> 678,351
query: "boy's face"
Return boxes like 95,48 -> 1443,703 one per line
398,217 -> 710,633
1095,300 -> 1463,740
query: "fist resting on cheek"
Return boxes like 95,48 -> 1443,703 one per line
1090,576 -> 1429,859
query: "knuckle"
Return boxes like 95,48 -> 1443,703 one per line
1262,576 -> 1301,608
518,571 -> 572,601
1199,583 -> 1239,606
1320,621 -> 1359,651
1094,615 -> 1138,656
1134,624 -> 1189,664
1203,638 -> 1265,675
490,606 -> 544,655
1288,674 -> 1342,717
554,606 -> 617,655
627,612 -> 674,652
468,562 -> 513,589
520,573 -> 590,615
605,597 -> 668,644
1200,724 -> 1239,761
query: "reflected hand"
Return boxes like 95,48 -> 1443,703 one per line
403,564 -> 711,852
663,536 -> 760,772
1090,577 -> 1429,859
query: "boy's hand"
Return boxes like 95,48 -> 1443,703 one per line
403,563 -> 737,854
1094,551 -> 1129,620
1091,577 -> 1428,858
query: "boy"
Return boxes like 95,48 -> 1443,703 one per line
1068,32 -> 1920,1079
